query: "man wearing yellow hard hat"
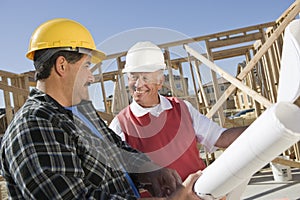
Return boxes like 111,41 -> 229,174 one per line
0,18 -> 202,199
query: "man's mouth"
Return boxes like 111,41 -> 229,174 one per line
132,86 -> 143,94
134,90 -> 145,94
132,86 -> 147,95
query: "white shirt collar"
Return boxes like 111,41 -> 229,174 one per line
130,94 -> 173,117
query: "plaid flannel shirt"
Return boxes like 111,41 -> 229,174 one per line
0,88 -> 150,200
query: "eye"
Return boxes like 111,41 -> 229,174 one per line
130,75 -> 138,81
143,77 -> 149,82
85,62 -> 93,69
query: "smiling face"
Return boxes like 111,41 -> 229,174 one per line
127,70 -> 164,107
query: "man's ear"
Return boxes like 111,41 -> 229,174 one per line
55,56 -> 67,76
158,75 -> 165,89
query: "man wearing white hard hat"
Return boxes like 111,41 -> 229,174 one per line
109,41 -> 247,197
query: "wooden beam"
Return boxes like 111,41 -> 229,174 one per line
101,22 -> 276,62
0,82 -> 29,96
165,48 -> 177,97
0,70 -> 22,78
184,44 -> 273,109
272,157 -> 300,168
97,111 -> 113,125
205,39 -> 225,125
208,32 -> 263,49
203,1 -> 300,119
117,56 -> 129,109
94,71 -> 118,82
160,22 -> 275,49
212,45 -> 253,60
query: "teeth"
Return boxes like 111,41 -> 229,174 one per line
135,90 -> 145,94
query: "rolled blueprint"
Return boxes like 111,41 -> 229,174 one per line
194,101 -> 300,199
277,19 -> 300,103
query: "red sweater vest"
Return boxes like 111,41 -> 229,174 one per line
117,97 -> 206,180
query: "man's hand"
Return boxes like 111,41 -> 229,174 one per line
136,169 -> 204,200
167,170 -> 203,200
137,166 -> 182,197
150,167 -> 182,197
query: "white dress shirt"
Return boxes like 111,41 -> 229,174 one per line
109,94 -> 226,152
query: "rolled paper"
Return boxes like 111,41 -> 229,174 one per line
277,19 -> 300,103
194,102 -> 300,199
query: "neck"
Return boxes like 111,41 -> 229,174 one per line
142,102 -> 159,108
36,79 -> 74,107
139,94 -> 160,108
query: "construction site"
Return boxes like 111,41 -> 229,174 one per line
1,1 -> 300,199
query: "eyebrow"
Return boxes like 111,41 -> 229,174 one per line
85,61 -> 92,66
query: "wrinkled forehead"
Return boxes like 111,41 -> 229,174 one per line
129,72 -> 154,76
128,70 -> 162,76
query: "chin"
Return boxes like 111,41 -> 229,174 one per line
82,95 -> 90,101
133,96 -> 143,103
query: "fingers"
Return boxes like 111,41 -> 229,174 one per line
161,185 -> 172,197
143,184 -> 155,197
163,169 -> 183,196
181,171 -> 203,200
173,169 -> 183,185
147,168 -> 183,197
150,178 -> 163,197
183,170 -> 202,188
161,170 -> 178,197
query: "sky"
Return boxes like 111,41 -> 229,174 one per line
0,0 -> 295,74
0,0 -> 296,108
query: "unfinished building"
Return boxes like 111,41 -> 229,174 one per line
1,0 -> 300,190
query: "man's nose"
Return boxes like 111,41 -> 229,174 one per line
90,75 -> 95,83
88,71 -> 95,83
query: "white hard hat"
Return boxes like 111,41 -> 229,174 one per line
123,41 -> 166,73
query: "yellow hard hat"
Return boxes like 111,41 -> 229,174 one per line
26,18 -> 105,63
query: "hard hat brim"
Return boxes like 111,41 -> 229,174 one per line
122,64 -> 166,73
26,47 -> 106,64
90,49 -> 106,63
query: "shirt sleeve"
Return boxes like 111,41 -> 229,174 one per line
109,116 -> 126,141
184,100 -> 227,153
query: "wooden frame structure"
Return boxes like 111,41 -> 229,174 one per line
1,0 -> 300,169
91,1 -> 298,121
0,70 -> 29,134
89,0 -> 300,167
